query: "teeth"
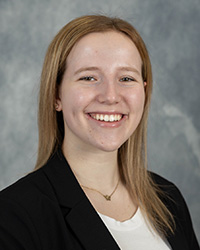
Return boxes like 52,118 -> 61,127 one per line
90,113 -> 123,122
100,114 -> 104,121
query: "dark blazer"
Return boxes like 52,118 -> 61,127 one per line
0,149 -> 199,250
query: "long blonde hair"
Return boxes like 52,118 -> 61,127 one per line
35,15 -> 175,235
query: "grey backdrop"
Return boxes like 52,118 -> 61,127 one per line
0,0 -> 199,242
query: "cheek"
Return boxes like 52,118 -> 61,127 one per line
127,88 -> 145,112
61,87 -> 94,114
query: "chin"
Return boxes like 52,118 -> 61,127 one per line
95,141 -> 124,152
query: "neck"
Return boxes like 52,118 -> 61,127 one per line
62,140 -> 119,191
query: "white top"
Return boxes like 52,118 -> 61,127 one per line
98,208 -> 171,250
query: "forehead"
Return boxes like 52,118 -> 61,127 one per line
66,31 -> 142,70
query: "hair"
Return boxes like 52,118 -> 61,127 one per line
35,15 -> 175,235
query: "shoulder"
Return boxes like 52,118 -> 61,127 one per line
0,168 -> 51,249
149,172 -> 191,227
0,165 -> 60,226
0,166 -> 54,204
149,172 -> 189,216
149,172 -> 183,201
150,171 -> 175,186
150,172 -> 200,249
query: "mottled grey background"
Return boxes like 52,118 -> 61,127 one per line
0,0 -> 199,242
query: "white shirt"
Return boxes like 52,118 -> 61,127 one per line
98,208 -> 171,250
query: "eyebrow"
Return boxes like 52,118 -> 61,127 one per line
117,66 -> 141,76
74,67 -> 100,75
74,66 -> 141,76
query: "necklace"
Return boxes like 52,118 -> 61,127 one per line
81,179 -> 120,201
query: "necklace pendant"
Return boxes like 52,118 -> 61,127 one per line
104,195 -> 111,201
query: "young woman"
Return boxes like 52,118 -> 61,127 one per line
0,15 -> 199,250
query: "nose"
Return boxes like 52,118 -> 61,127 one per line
97,80 -> 121,104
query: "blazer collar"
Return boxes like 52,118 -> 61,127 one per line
42,148 -> 85,207
42,148 -> 120,250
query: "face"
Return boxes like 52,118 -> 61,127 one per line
57,31 -> 146,153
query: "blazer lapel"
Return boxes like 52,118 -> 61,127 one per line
65,197 -> 120,250
43,149 -> 120,250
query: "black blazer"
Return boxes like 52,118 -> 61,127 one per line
0,149 -> 199,250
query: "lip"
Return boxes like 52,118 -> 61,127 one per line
86,112 -> 128,128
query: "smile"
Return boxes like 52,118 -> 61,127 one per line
89,113 -> 123,122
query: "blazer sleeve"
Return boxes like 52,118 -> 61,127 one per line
170,184 -> 200,249
0,198 -> 41,250
152,173 -> 200,249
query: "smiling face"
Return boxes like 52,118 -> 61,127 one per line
57,31 -> 146,153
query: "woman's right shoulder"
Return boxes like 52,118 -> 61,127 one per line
0,166 -> 55,209
0,167 -> 53,249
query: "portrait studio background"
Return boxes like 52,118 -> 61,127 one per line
0,0 -> 199,242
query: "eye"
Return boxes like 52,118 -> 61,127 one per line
120,77 -> 135,82
79,76 -> 96,81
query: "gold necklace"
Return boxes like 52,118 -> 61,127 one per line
81,179 -> 120,201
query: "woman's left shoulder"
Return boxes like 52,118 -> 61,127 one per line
149,172 -> 200,249
149,171 -> 176,186
149,171 -> 183,200
149,171 -> 191,218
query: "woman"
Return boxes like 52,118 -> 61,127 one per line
0,15 -> 199,250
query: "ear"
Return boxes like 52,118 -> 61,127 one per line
55,98 -> 62,112
144,81 -> 147,87
55,85 -> 62,111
